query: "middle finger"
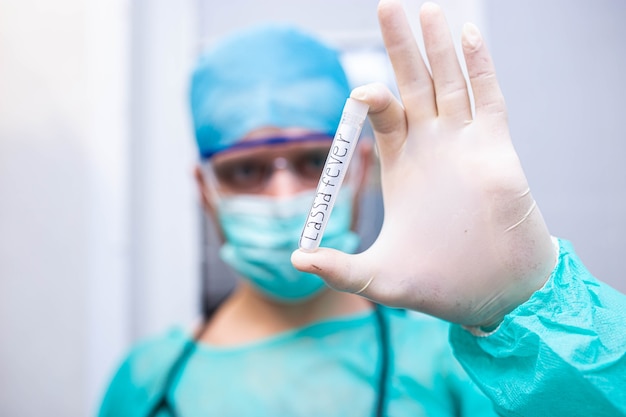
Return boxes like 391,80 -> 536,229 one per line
420,3 -> 472,122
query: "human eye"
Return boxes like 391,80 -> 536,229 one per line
213,159 -> 266,191
296,150 -> 327,181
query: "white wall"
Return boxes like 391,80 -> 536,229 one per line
128,0 -> 200,345
0,0 -> 130,415
0,0 -> 199,416
485,0 -> 626,292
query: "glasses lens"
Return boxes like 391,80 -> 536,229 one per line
211,157 -> 270,192
293,149 -> 327,185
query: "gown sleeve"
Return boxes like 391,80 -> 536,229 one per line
449,239 -> 626,417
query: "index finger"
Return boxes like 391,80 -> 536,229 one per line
378,0 -> 436,122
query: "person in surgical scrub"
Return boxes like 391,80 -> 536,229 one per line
98,1 -> 626,416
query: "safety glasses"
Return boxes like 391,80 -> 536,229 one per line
203,133 -> 335,194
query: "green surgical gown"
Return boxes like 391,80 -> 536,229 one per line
450,239 -> 626,416
98,239 -> 626,416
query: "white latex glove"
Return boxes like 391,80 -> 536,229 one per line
292,0 -> 557,328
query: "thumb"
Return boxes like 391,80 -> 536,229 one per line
291,248 -> 375,295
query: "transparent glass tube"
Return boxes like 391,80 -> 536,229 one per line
299,98 -> 369,252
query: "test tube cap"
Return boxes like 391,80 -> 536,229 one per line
344,98 -> 369,120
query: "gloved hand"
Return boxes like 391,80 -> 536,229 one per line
292,0 -> 557,328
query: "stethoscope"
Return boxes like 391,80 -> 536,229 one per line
146,303 -> 390,417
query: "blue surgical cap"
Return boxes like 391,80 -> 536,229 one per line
190,24 -> 351,158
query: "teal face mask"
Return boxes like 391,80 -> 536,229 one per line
217,190 -> 360,303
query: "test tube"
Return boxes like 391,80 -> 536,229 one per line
299,98 -> 369,252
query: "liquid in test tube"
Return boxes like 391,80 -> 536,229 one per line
299,98 -> 369,252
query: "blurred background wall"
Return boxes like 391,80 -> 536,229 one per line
0,1 -> 624,416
